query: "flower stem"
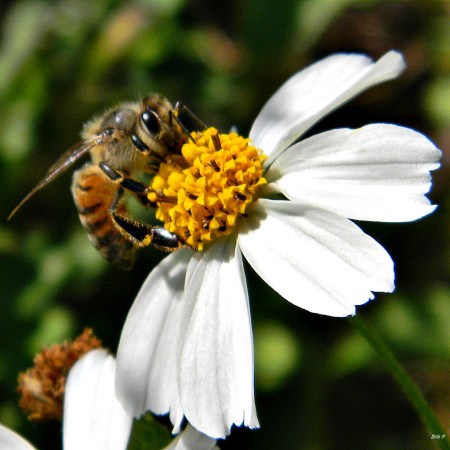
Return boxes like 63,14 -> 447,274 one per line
349,315 -> 449,449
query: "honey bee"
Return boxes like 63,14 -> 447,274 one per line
9,94 -> 206,269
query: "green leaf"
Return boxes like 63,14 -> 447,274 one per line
127,413 -> 172,450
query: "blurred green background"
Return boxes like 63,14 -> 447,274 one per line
0,0 -> 449,449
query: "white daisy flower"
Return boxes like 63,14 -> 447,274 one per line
164,424 -> 220,450
0,424 -> 36,450
63,349 -> 133,450
1,349 -> 216,450
65,350 -> 217,450
0,422 -> 217,450
115,50 -> 441,438
0,349 -> 132,450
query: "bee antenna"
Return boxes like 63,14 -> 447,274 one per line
8,187 -> 42,220
8,138 -> 98,220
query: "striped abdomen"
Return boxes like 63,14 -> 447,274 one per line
71,163 -> 136,269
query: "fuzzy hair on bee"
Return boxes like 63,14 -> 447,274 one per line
9,94 -> 206,269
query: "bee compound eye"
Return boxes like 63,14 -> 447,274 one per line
141,108 -> 161,135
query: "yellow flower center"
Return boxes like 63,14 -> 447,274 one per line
148,127 -> 267,251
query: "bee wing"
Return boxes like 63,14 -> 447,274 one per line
8,139 -> 98,220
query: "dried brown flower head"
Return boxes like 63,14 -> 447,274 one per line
17,328 -> 102,421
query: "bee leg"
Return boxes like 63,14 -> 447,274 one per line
171,102 -> 207,139
108,187 -> 182,251
99,162 -> 151,206
99,162 -> 184,250
99,161 -> 177,206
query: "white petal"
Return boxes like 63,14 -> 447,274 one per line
116,249 -> 192,433
239,200 -> 394,317
267,124 -> 440,222
0,424 -> 36,450
178,235 -> 259,438
250,51 -> 405,163
63,349 -> 132,450
163,425 -> 218,450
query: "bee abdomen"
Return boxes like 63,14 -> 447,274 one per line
84,216 -> 109,233
75,182 -> 93,192
72,163 -> 135,269
77,202 -> 102,216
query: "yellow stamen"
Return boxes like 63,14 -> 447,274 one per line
149,127 -> 267,251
